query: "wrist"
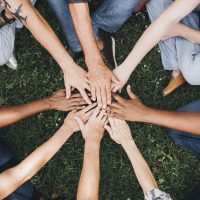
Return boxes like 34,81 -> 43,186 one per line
142,107 -> 159,123
41,97 -> 53,111
85,140 -> 101,151
121,139 -> 137,151
61,122 -> 75,135
136,106 -> 155,123
59,54 -> 77,72
85,55 -> 105,70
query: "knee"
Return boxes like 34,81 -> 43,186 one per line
182,69 -> 200,85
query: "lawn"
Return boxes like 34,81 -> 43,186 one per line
0,1 -> 200,200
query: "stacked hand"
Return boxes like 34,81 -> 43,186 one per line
105,85 -> 149,122
105,118 -> 134,145
88,63 -> 121,108
63,64 -> 92,105
63,61 -> 122,109
75,107 -> 107,142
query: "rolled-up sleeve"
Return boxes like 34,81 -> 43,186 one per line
67,0 -> 89,3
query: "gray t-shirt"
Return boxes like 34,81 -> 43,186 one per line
0,5 -> 15,66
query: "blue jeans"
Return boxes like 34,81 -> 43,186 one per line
167,99 -> 200,159
47,0 -> 140,52
147,0 -> 200,85
0,140 -> 36,200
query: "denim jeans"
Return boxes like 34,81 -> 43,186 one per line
47,0 -> 140,52
147,0 -> 200,85
167,98 -> 200,159
0,140 -> 35,200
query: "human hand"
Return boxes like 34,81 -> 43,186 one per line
46,89 -> 87,112
105,85 -> 149,122
162,23 -> 184,40
75,107 -> 107,143
63,103 -> 97,133
104,118 -> 134,145
111,65 -> 131,93
63,63 -> 92,105
88,63 -> 121,108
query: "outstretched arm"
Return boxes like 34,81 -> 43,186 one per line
105,119 -> 158,194
163,22 -> 200,44
77,141 -> 100,200
0,114 -> 74,199
76,107 -> 107,200
0,90 -> 86,128
0,104 -> 97,199
112,0 -> 200,91
69,2 -> 120,108
106,85 -> 200,135
1,0 -> 91,104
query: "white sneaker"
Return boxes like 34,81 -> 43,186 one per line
6,54 -> 18,70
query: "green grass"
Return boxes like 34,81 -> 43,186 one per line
0,2 -> 200,200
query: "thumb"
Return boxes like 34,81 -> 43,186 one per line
112,74 -> 121,85
74,116 -> 85,130
66,85 -> 71,99
127,85 -> 138,100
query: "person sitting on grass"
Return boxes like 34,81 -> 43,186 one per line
106,85 -> 200,159
75,108 -> 172,200
0,0 -> 37,70
0,89 -> 95,199
112,0 -> 200,97
0,0 -> 92,104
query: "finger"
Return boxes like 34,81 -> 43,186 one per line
112,84 -> 122,93
66,85 -> 71,99
101,86 -> 107,109
108,117 -> 115,127
68,105 -> 86,111
106,112 -> 123,120
96,87 -> 102,108
102,116 -> 108,124
91,106 -> 101,118
74,116 -> 85,130
91,86 -> 96,101
80,89 -> 92,105
71,93 -> 82,98
81,103 -> 97,113
112,94 -> 125,103
85,107 -> 96,118
106,106 -> 121,114
84,83 -> 91,92
106,84 -> 112,105
98,109 -> 106,119
72,101 -> 87,106
109,102 -> 122,108
127,85 -> 139,100
112,74 -> 121,84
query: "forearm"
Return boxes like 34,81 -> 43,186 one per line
179,24 -> 200,44
0,98 -> 51,127
121,0 -> 199,74
69,3 -> 103,67
77,141 -> 100,200
142,108 -> 200,135
122,140 -> 157,194
5,0 -> 74,70
0,123 -> 74,199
